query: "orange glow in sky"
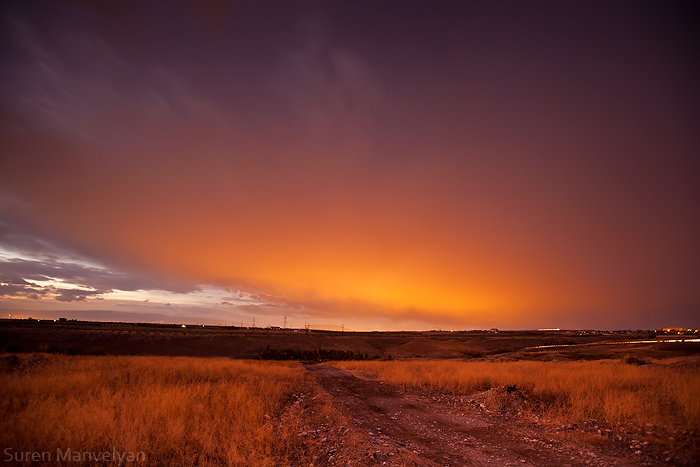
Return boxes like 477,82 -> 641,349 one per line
0,1 -> 698,330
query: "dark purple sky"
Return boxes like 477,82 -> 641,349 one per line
1,1 -> 698,330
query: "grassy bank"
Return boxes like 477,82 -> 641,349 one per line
1,354 -> 320,466
336,359 -> 700,431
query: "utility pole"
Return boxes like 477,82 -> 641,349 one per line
341,324 -> 344,332
283,315 -> 287,329
252,317 -> 255,328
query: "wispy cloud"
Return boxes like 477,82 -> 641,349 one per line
0,198 -> 200,301
0,200 -> 213,307
1,13 -> 225,156
271,13 -> 381,156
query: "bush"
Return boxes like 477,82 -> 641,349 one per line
622,355 -> 647,366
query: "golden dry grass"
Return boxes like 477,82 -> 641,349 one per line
0,354 -> 325,466
336,359 -> 700,431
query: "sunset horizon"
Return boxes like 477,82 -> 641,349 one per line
1,1 -> 698,332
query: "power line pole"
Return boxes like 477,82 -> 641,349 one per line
283,315 -> 287,329
252,317 -> 255,328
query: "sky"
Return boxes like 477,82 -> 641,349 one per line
0,0 -> 698,331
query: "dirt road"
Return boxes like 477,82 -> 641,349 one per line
304,364 -> 675,467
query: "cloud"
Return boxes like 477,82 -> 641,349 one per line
0,277 -> 46,299
0,202 -> 200,300
1,11 -> 226,158
0,199 -> 284,315
54,288 -> 106,302
0,257 -> 196,295
0,271 -> 106,303
271,14 -> 381,155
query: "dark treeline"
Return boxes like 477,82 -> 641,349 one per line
259,346 -> 379,362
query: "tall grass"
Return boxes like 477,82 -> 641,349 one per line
336,360 -> 700,431
0,355 -> 315,466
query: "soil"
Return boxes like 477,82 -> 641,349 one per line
304,364 -> 699,467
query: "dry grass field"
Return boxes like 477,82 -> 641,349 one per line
0,354 -> 348,466
336,359 -> 700,432
3,350 -> 699,466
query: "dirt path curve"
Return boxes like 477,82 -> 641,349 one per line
305,364 -> 644,467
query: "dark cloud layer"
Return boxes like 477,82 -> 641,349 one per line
0,206 -> 200,302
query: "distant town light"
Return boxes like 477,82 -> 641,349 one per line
181,324 -> 186,328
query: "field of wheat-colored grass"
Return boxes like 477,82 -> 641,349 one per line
336,359 -> 700,431
0,354 -> 330,466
